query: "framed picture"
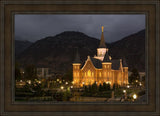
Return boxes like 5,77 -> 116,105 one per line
0,0 -> 159,115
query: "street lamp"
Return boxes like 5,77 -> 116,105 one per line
61,86 -> 64,90
133,94 -> 137,100
127,85 -> 130,88
139,82 -> 142,86
123,90 -> 126,93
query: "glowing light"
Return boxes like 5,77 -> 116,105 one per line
66,82 -> 68,85
20,80 -> 22,82
127,85 -> 130,88
139,82 -> 142,86
70,86 -> 73,88
123,90 -> 126,93
57,79 -> 59,81
72,81 -> 74,84
87,70 -> 91,77
61,86 -> 64,90
133,94 -> 137,100
106,81 -> 111,84
28,80 -> 31,84
136,80 -> 138,82
82,82 -> 85,84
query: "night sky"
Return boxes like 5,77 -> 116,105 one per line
15,14 -> 145,43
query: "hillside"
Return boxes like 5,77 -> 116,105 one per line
15,40 -> 32,56
16,30 -> 145,73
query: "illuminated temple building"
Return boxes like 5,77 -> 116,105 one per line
72,26 -> 128,88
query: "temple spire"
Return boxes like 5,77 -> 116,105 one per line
102,26 -> 104,32
99,26 -> 106,48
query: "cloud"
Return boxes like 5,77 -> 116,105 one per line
15,14 -> 145,43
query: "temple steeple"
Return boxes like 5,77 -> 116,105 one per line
99,26 -> 106,48
94,26 -> 108,61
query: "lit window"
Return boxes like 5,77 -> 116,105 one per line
99,72 -> 101,77
88,70 -> 91,77
92,72 -> 94,76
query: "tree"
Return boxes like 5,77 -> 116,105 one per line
15,62 -> 21,81
91,82 -> 98,93
102,82 -> 107,91
62,90 -> 71,101
84,85 -> 88,93
106,83 -> 111,91
63,70 -> 73,81
24,64 -> 37,81
99,84 -> 103,92
113,83 -> 119,90
129,68 -> 140,86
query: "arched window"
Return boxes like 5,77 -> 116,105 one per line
85,72 -> 86,77
88,70 -> 91,77
92,72 -> 94,76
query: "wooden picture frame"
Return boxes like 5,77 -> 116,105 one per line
0,0 -> 159,115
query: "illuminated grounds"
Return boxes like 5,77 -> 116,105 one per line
15,71 -> 146,103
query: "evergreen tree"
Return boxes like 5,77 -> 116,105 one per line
106,83 -> 111,91
91,82 -> 98,93
99,84 -> 103,92
84,85 -> 88,93
129,68 -> 140,86
113,83 -> 116,90
102,82 -> 107,91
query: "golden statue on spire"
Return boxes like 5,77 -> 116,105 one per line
101,26 -> 104,32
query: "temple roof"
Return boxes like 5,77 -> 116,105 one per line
103,52 -> 111,62
81,56 -> 128,70
90,57 -> 102,68
73,48 -> 81,63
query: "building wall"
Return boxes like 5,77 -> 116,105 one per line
73,58 -> 128,88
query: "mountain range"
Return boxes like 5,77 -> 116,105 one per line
16,29 -> 145,73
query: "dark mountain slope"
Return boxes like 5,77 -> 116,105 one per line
15,40 -> 32,56
16,30 -> 145,73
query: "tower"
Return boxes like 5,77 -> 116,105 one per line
122,58 -> 128,85
72,48 -> 81,87
102,52 -> 112,86
94,26 -> 108,61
